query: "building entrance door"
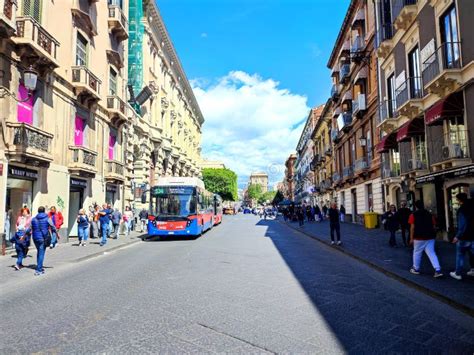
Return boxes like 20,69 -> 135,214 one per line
447,183 -> 469,236
351,188 -> 357,223
68,178 -> 87,237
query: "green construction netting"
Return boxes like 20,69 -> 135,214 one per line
128,0 -> 144,114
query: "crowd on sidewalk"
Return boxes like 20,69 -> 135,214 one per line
5,203 -> 150,276
281,194 -> 474,281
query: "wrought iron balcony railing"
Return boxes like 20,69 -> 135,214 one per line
15,16 -> 59,59
395,77 -> 423,109
422,42 -> 462,87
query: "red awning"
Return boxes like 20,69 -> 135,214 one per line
425,91 -> 464,125
376,132 -> 398,153
396,117 -> 425,142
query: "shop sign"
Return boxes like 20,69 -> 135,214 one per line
416,164 -> 474,184
70,178 -> 87,189
8,166 -> 38,180
106,184 -> 117,192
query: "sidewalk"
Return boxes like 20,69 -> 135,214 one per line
279,218 -> 474,315
0,231 -> 144,289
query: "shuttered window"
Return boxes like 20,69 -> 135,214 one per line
22,0 -> 42,22
76,32 -> 88,66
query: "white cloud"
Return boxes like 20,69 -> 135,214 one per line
200,32 -> 208,38
192,71 -> 310,187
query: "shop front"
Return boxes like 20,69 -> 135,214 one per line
68,178 -> 87,238
106,183 -> 119,206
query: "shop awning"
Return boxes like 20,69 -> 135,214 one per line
352,8 -> 365,27
376,132 -> 398,153
425,91 -> 464,125
354,66 -> 368,83
342,91 -> 352,102
396,117 -> 425,142
333,107 -> 341,117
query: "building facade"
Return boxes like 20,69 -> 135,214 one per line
326,0 -> 384,223
249,172 -> 268,193
283,154 -> 297,201
374,0 -> 474,238
200,160 -> 226,169
0,0 -> 203,243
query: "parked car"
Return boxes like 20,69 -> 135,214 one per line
243,208 -> 251,214
223,207 -> 235,215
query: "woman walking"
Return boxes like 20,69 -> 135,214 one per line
339,204 -> 346,223
15,207 -> 32,257
383,205 -> 399,247
77,209 -> 89,246
123,206 -> 134,237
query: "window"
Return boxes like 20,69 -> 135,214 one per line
366,184 -> 373,212
414,136 -> 427,164
23,0 -> 41,22
76,32 -> 88,67
440,6 -> 460,68
74,115 -> 86,146
408,46 -> 422,98
366,129 -> 372,165
109,68 -> 117,96
391,150 -> 400,175
108,0 -> 123,8
387,73 -> 396,116
108,128 -> 117,160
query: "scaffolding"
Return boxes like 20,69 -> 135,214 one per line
128,0 -> 144,113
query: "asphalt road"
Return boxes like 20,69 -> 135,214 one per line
1,215 -> 473,354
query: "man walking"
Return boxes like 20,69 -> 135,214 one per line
31,206 -> 56,276
139,208 -> 148,232
396,202 -> 411,246
111,208 -> 122,239
99,204 -> 110,246
48,206 -> 63,249
450,193 -> 474,280
409,200 -> 443,278
329,202 -> 341,246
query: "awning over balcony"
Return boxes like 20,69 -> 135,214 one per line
333,107 -> 341,117
352,8 -> 365,27
396,117 -> 425,142
354,66 -> 368,83
342,91 -> 352,102
376,132 -> 397,153
425,91 -> 464,126
331,64 -> 339,75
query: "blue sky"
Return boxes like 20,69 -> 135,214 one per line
157,0 -> 350,187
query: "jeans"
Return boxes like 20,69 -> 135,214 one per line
413,239 -> 441,272
78,226 -> 89,243
107,221 -> 113,237
113,223 -> 120,237
100,223 -> 108,245
51,231 -> 58,248
124,220 -> 131,236
389,230 -> 397,246
15,245 -> 27,266
140,219 -> 147,232
91,221 -> 98,238
330,224 -> 341,242
455,241 -> 474,275
340,213 -> 345,223
400,225 -> 408,245
34,239 -> 46,273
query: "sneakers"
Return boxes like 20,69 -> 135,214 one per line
467,269 -> 474,277
449,271 -> 462,280
14,264 -> 21,271
82,242 -> 86,247
330,241 -> 335,245
410,268 -> 420,275
34,270 -> 44,276
433,271 -> 443,278
337,241 -> 342,246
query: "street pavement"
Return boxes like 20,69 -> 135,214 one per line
1,215 -> 473,354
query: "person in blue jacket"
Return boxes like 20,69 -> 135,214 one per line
30,206 -> 56,276
11,225 -> 31,270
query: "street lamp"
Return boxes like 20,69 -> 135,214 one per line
0,66 -> 38,102
359,134 -> 367,147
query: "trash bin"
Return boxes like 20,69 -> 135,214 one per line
364,212 -> 378,229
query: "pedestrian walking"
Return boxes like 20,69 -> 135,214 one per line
31,206 -> 56,276
296,207 -> 304,227
322,204 -> 328,219
382,205 -> 399,247
315,204 -> 322,222
409,200 -> 443,278
11,225 -> 31,270
339,204 -> 346,223
106,203 -> 113,238
16,207 -> 32,256
98,204 -> 110,246
449,193 -> 474,280
329,202 -> 341,246
4,206 -> 12,244
123,206 -> 134,237
396,202 -> 411,246
48,206 -> 64,249
89,205 -> 99,238
306,205 -> 312,222
111,208 -> 122,238
77,209 -> 89,246
139,208 -> 148,232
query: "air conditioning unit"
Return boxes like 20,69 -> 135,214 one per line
442,144 -> 463,159
357,94 -> 366,111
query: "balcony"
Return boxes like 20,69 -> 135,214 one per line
351,36 -> 365,62
105,159 -> 125,182
337,113 -> 353,133
407,158 -> 427,173
377,100 -> 398,133
395,77 -> 424,119
422,42 -> 473,98
320,179 -> 333,191
352,94 -> 366,118
68,145 -> 97,176
342,165 -> 354,180
0,0 -> 16,38
108,5 -> 128,41
12,16 -> 60,68
331,129 -> 341,144
331,84 -> 341,101
71,66 -> 101,101
324,146 -> 332,156
71,0 -> 97,37
382,167 -> 401,180
107,95 -> 128,126
332,172 -> 341,184
393,0 -> 418,31
375,23 -> 394,59
339,64 -> 350,84
429,130 -> 470,168
354,157 -> 368,173
106,46 -> 125,69
5,122 -> 53,166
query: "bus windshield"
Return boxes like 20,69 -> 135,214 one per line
150,186 -> 197,220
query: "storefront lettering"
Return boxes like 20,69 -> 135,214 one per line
70,178 -> 87,189
8,167 -> 38,180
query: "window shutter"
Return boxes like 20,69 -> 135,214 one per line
23,0 -> 41,22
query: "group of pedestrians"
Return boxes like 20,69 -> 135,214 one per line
8,203 -> 150,276
284,203 -> 344,226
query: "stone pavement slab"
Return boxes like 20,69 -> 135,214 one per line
0,231 -> 143,289
279,217 -> 474,313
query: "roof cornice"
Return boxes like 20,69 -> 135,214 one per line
144,0 -> 205,126
327,0 -> 357,69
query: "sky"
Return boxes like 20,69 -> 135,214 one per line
157,0 -> 351,188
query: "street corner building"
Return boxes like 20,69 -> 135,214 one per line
374,0 -> 474,239
0,0 -> 204,245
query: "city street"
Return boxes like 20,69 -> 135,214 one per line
1,215 -> 474,354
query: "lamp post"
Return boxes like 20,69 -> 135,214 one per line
0,66 -> 38,102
